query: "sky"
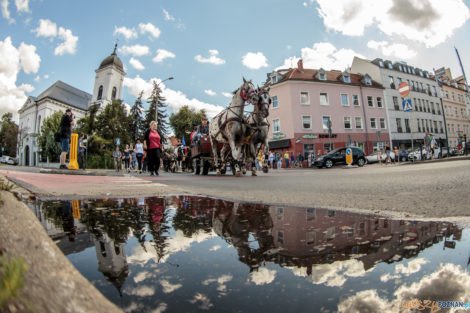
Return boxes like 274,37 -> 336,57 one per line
1,0 -> 470,122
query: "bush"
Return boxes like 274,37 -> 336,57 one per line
86,152 -> 114,169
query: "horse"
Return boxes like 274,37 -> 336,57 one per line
209,78 -> 259,176
244,86 -> 271,176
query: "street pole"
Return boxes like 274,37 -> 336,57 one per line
410,110 -> 415,162
155,77 -> 174,122
433,68 -> 450,158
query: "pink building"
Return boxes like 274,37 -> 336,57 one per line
267,60 -> 389,162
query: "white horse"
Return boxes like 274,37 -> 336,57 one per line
209,78 -> 259,176
244,86 -> 271,176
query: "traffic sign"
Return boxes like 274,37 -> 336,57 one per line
402,99 -> 413,112
116,138 -> 120,146
346,148 -> 352,165
398,82 -> 410,97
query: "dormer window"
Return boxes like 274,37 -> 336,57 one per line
419,70 -> 423,77
112,87 -> 117,100
342,72 -> 350,83
425,72 -> 429,78
398,65 -> 403,72
364,75 -> 372,86
379,61 -> 384,67
272,76 -> 278,84
388,63 -> 393,69
317,68 -> 327,80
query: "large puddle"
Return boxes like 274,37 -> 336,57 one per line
27,196 -> 470,313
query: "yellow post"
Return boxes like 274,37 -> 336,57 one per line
72,200 -> 80,219
68,133 -> 79,170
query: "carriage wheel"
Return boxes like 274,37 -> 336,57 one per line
202,160 -> 210,175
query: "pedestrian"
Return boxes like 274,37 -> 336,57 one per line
144,120 -> 162,176
290,152 -> 295,168
59,109 -> 75,169
268,151 -> 274,169
424,131 -> 431,159
130,144 -> 137,171
430,134 -> 437,159
135,139 -> 144,173
385,144 -> 391,165
78,133 -> 86,170
256,150 -> 263,171
283,151 -> 289,169
123,144 -> 131,173
308,153 -> 312,168
297,152 -> 304,168
276,152 -> 282,169
113,146 -> 122,172
393,146 -> 399,165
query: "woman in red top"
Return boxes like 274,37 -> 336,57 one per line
144,121 -> 162,176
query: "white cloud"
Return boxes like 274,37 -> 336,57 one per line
1,0 -> 14,23
338,263 -> 470,313
0,37 -> 39,118
18,42 -> 40,74
150,303 -> 167,313
133,271 -> 152,283
54,27 -> 78,55
202,274 -> 232,295
43,74 -> 48,79
222,92 -> 232,98
315,0 -> 470,48
119,44 -> 150,57
277,42 -> 364,71
242,52 -> 268,70
33,19 -> 57,37
113,26 -> 138,40
194,49 -> 226,65
129,57 -> 145,70
139,22 -> 161,39
162,8 -> 175,21
160,279 -> 182,293
367,40 -> 417,59
34,75 -> 39,82
250,268 -> 276,285
204,89 -> 216,96
14,0 -> 28,12
152,49 -> 175,63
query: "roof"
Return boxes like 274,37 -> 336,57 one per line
272,67 -> 383,88
98,51 -> 123,71
37,80 -> 92,111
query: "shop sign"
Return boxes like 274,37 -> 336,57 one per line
302,134 -> 318,139
272,132 -> 286,140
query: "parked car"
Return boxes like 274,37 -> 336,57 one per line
6,157 -> 18,165
0,156 -> 8,163
314,147 -> 366,168
408,149 -> 432,161
365,151 -> 396,164
398,149 -> 409,162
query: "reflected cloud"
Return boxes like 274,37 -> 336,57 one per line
338,263 -> 470,313
395,258 -> 427,276
133,270 -> 152,283
124,285 -> 155,297
209,245 -> 221,251
308,259 -> 366,287
150,303 -> 168,313
202,274 -> 232,295
160,279 -> 182,293
250,268 -> 276,285
189,293 -> 213,310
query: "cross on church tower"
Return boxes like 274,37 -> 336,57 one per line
113,38 -> 119,54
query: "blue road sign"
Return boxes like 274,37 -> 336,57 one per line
116,138 -> 120,146
402,99 -> 413,112
346,148 -> 352,165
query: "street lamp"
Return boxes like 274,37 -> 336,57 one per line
155,76 -> 174,122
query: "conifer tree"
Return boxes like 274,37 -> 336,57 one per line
145,81 -> 169,143
129,91 -> 145,142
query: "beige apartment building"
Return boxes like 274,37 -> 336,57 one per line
437,68 -> 470,149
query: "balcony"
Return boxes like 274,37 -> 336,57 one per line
397,127 -> 403,133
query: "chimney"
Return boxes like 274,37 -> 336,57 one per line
297,59 -> 304,71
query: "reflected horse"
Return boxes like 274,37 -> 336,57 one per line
209,78 -> 259,176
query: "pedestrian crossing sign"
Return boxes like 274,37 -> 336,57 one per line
402,99 -> 413,112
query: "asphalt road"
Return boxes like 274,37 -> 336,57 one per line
1,159 -> 469,218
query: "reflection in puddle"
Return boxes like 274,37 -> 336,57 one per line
28,196 -> 469,313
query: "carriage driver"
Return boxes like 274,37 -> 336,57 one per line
195,116 -> 209,143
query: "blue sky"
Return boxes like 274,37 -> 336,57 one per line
1,0 -> 470,121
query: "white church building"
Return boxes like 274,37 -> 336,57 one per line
17,45 -> 125,166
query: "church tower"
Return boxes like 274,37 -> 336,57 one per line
92,43 -> 125,107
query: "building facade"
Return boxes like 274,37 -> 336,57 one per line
267,60 -> 388,162
17,46 -> 125,166
351,57 -> 446,150
439,71 -> 470,148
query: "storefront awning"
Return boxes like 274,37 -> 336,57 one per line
269,139 -> 290,149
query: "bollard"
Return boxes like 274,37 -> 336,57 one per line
68,133 -> 79,170
72,200 -> 80,219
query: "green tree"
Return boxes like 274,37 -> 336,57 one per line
169,106 -> 206,144
129,91 -> 145,142
38,111 -> 62,162
0,113 -> 18,156
95,100 -> 130,145
75,102 -> 100,136
145,81 -> 169,143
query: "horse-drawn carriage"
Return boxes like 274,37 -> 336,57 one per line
190,78 -> 271,176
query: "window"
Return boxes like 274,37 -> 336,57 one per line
393,96 -> 399,110
417,119 -> 421,132
377,97 -> 383,108
277,231 -> 284,244
300,92 -> 310,105
397,77 -> 402,85
302,116 -> 312,129
405,119 -> 411,133
396,118 -> 403,133
389,76 -> 395,88
352,94 -> 360,106
367,96 -> 373,107
272,96 -> 278,108
344,117 -> 351,129
323,142 -> 334,151
37,115 -> 41,134
276,207 -> 284,220
306,208 -> 315,221
432,86 -> 437,97
341,94 -> 349,106
97,85 -> 103,100
320,93 -> 329,106
431,102 -> 435,114
319,72 -> 326,80
273,119 -> 280,132
112,87 -> 117,100
434,121 -> 438,133
388,62 -> 393,69
322,116 -> 331,130
380,118 -> 386,129
370,118 -> 377,129
355,117 -> 362,129
365,76 -> 371,85
417,99 -> 422,112
343,75 -> 350,83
